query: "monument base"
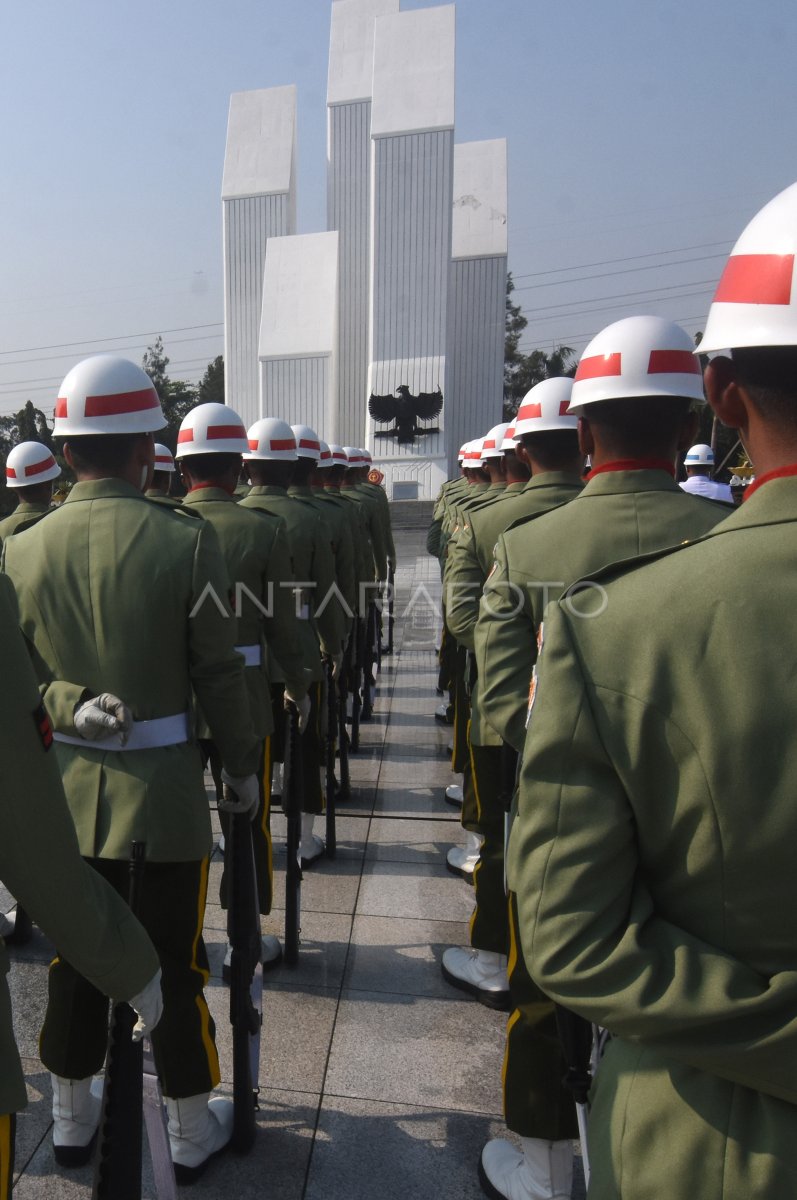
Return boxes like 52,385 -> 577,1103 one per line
371,455 -> 447,502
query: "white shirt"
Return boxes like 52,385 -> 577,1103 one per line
680,476 -> 733,503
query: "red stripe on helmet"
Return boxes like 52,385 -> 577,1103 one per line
559,401 -> 571,415
206,424 -> 245,440
269,438 -> 296,451
647,350 -> 702,376
55,398 -> 68,418
25,455 -> 57,477
713,254 -> 794,305
482,439 -> 497,450
154,455 -> 172,465
517,402 -> 542,420
299,438 -> 320,450
5,467 -> 16,479
84,386 -> 160,418
575,353 -> 622,382
177,429 -> 194,444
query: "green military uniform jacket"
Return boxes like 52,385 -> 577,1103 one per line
447,474 -> 584,747
182,487 -> 309,730
510,475 -> 797,1200
476,469 -> 728,753
0,500 -> 51,542
0,574 -> 159,1112
428,476 -> 468,564
300,485 -> 357,619
3,479 -> 260,862
240,485 -> 344,678
361,480 -> 396,565
342,484 -> 387,581
144,488 -> 183,509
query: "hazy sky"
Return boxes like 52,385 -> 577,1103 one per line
0,0 -> 794,416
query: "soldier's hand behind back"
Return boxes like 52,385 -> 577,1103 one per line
74,692 -> 133,743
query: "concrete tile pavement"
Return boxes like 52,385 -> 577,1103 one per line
5,514 -> 583,1198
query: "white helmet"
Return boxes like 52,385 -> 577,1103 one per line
480,422 -> 512,462
317,440 -> 334,469
500,425 -> 517,451
699,181 -> 797,354
457,443 -> 468,464
343,446 -> 366,467
6,441 -> 61,488
684,443 -> 714,467
361,448 -> 373,464
175,403 -> 248,458
291,424 -> 321,461
464,438 -> 485,467
570,316 -> 705,409
513,378 -> 578,436
329,444 -> 348,467
153,443 -> 175,473
244,418 -> 298,461
54,354 -> 165,437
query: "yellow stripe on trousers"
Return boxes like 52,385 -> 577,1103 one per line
502,896 -> 521,1098
0,1114 -> 12,1200
190,856 -> 221,1087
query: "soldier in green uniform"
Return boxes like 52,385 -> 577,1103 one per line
475,317 -> 730,1199
144,442 -> 182,508
2,354 -> 261,1181
0,571 -> 161,1191
0,441 -> 60,542
242,419 -> 346,866
510,184 -> 797,1200
442,408 -> 582,1017
309,441 -> 357,623
444,399 -> 580,892
176,404 -> 311,972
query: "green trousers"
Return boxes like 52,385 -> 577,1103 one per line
40,857 -> 220,1099
469,740 -> 509,955
503,893 -> 577,1140
451,643 -> 470,775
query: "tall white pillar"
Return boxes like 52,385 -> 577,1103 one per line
259,232 -> 339,436
446,139 -> 508,475
327,0 -> 399,446
222,86 -> 297,427
366,5 -> 456,501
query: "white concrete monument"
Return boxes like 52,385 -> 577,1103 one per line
327,0 -> 399,447
258,232 -> 340,436
365,4 -> 456,501
223,86 -> 297,427
446,139 -> 508,475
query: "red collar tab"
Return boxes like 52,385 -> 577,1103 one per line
743,463 -> 797,500
586,458 -> 676,481
188,481 -> 236,496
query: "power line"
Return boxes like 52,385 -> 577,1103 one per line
513,252 -> 725,293
510,240 -> 731,281
0,322 -> 223,358
520,281 -> 716,319
0,331 -> 224,371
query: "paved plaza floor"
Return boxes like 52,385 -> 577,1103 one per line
4,507 -> 584,1199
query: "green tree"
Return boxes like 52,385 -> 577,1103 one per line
141,337 -> 199,448
198,355 -> 225,405
503,275 -> 576,418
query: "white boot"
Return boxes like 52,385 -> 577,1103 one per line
271,760 -> 283,798
166,1093 -> 234,1183
441,947 -> 510,1010
299,813 -> 324,866
446,831 -> 483,878
445,783 -> 463,806
51,1074 -> 103,1167
222,934 -> 282,981
480,1137 -> 573,1200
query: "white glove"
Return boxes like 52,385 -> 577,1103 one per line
129,968 -> 163,1042
74,693 -> 133,744
284,689 -> 311,733
330,652 -> 344,681
219,770 -> 260,818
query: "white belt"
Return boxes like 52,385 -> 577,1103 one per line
54,712 -> 191,752
235,643 -> 262,667
299,604 -> 310,622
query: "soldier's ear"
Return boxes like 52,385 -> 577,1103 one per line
577,417 -> 594,458
704,356 -> 747,430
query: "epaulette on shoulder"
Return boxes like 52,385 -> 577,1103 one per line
174,505 -> 204,520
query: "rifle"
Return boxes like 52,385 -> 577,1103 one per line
349,617 -> 364,753
361,603 -> 377,721
336,636 -> 352,802
324,657 -> 337,859
92,842 -> 145,1200
554,1006 -> 594,1188
225,783 -> 263,1153
282,703 -> 303,966
386,563 -> 395,655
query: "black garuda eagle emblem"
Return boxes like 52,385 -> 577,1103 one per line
368,384 -> 443,444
